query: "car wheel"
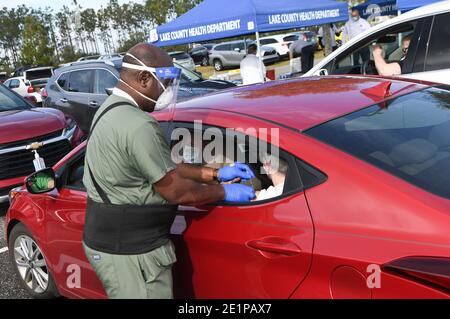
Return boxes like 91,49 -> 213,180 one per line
8,223 -> 59,299
202,56 -> 209,66
213,59 -> 223,71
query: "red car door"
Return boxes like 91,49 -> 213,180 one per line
170,120 -> 316,298
43,151 -> 106,298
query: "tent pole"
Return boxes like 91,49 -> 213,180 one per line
255,31 -> 265,82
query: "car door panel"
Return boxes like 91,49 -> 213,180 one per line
173,194 -> 314,298
44,188 -> 106,298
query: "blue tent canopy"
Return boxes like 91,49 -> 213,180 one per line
150,0 -> 348,47
354,0 -> 398,19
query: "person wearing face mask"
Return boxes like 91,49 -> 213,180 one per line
82,43 -> 256,299
343,8 -> 371,65
372,35 -> 411,76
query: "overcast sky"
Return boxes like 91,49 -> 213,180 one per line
0,0 -> 144,11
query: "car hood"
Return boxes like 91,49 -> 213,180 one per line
0,108 -> 66,145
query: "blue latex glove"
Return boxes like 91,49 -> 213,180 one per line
218,162 -> 256,182
223,184 -> 256,202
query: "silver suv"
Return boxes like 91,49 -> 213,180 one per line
209,40 -> 279,71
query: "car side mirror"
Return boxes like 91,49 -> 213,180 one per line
25,168 -> 56,194
317,69 -> 329,76
234,48 -> 241,52
105,88 -> 114,95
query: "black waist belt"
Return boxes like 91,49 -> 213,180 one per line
83,197 -> 177,255
82,101 -> 177,255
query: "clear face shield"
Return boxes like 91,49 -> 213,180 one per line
121,53 -> 182,111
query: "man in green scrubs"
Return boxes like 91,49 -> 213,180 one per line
82,43 -> 256,299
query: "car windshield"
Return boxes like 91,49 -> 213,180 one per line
0,84 -> 30,112
305,87 -> 450,199
170,52 -> 190,60
174,62 -> 202,83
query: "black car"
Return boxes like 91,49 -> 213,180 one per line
189,46 -> 210,66
43,60 -> 236,134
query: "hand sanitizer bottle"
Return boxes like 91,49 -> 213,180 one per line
33,150 -> 46,172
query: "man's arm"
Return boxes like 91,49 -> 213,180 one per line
373,45 -> 401,76
154,169 -> 224,206
176,163 -> 217,184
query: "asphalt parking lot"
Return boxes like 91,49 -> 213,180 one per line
0,205 -> 30,299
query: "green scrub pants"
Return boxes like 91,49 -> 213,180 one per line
83,240 -> 177,299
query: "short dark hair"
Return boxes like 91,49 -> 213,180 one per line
351,8 -> 360,14
248,44 -> 257,54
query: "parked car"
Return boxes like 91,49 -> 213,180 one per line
6,75 -> 450,299
189,46 -> 210,66
0,71 -> 7,83
4,77 -> 43,106
0,83 -> 81,204
209,39 -> 279,71
168,51 -> 196,71
304,1 -> 450,85
259,33 -> 301,59
4,67 -> 54,106
43,61 -> 235,133
202,43 -> 216,53
77,55 -> 100,62
98,53 -> 123,60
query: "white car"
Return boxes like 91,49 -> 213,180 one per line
3,77 -> 43,105
304,1 -> 450,85
259,34 -> 298,58
169,51 -> 196,71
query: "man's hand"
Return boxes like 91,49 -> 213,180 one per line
218,163 -> 255,182
223,184 -> 255,202
372,45 -> 384,57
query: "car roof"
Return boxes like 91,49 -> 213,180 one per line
54,61 -> 117,75
25,66 -> 53,72
175,76 -> 431,131
306,1 -> 450,75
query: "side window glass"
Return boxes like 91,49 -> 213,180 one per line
68,70 -> 93,93
10,79 -> 20,88
94,69 -> 118,94
65,156 -> 85,190
425,13 -> 450,71
170,124 -> 304,204
57,73 -> 69,90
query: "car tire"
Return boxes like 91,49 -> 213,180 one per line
201,56 -> 209,66
8,223 -> 59,299
213,59 -> 223,71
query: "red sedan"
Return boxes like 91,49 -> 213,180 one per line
4,76 -> 450,299
0,84 -> 82,204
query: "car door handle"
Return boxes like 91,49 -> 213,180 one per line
60,98 -> 68,103
89,101 -> 99,107
247,237 -> 301,257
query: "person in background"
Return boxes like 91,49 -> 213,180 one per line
240,44 -> 266,85
255,155 -> 288,201
373,35 -> 411,76
289,34 -> 315,73
343,8 -> 371,64
318,24 -> 340,52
